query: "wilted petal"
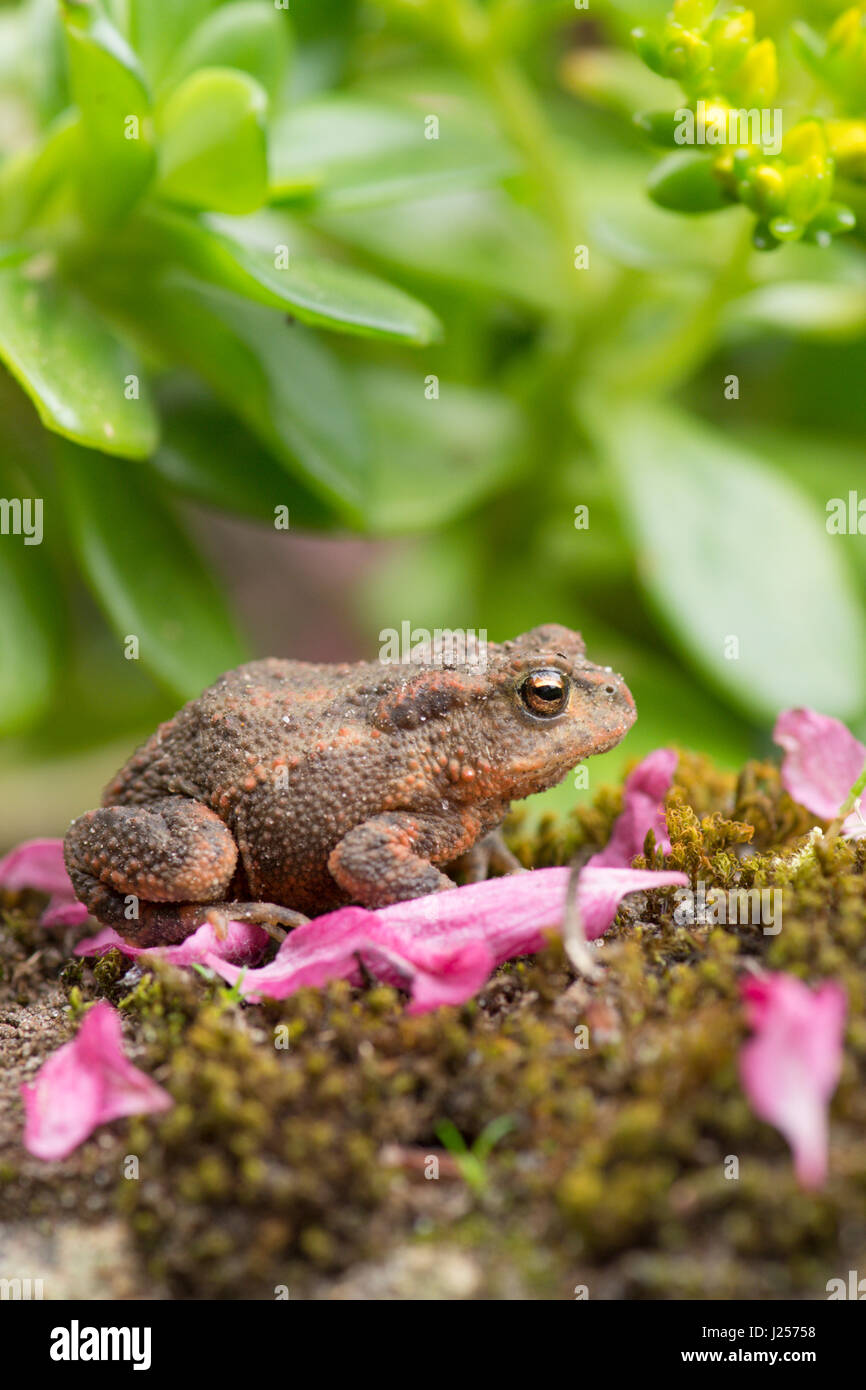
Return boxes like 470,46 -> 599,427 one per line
0,837 -> 92,927
74,926 -> 131,957
360,939 -> 495,1015
20,1000 -> 172,1161
774,708 -> 866,830
740,972 -> 846,1189
578,866 -> 689,940
209,866 -> 688,1013
208,906 -> 375,998
208,873 -> 572,1008
589,748 -> 678,867
0,838 -> 75,898
75,919 -> 269,967
41,897 -> 91,927
371,869 -> 571,965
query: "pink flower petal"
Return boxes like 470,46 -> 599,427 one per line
74,927 -> 129,957
588,748 -> 678,867
773,708 -> 866,830
74,919 -> 270,967
41,897 -> 91,927
0,838 -> 75,898
0,837 -> 92,927
208,866 -> 688,1013
739,972 -> 846,1189
362,940 -> 496,1015
578,866 -> 689,940
20,1000 -> 172,1161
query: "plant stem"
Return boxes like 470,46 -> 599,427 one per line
826,761 -> 866,840
612,214 -> 753,397
437,0 -> 578,295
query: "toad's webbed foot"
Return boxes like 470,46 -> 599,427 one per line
204,901 -> 309,945
447,828 -> 526,884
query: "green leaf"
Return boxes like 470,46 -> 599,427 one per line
175,291 -> 368,519
156,68 -> 269,214
0,462 -> 61,734
151,377 -> 334,529
472,1115 -> 514,1161
128,0 -> 219,88
790,21 -> 827,79
314,189 -> 562,313
59,443 -> 246,699
0,261 -> 158,458
2,0 -> 71,125
0,111 -> 80,239
356,365 -> 522,532
161,0 -> 291,103
86,273 -> 368,520
725,281 -> 866,340
269,95 -> 513,209
61,0 -> 155,225
592,400 -> 866,723
434,1120 -> 468,1156
138,206 -> 441,344
289,0 -> 358,91
733,425 -> 866,599
586,157 -> 734,270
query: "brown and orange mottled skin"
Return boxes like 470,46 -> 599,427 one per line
63,626 -> 636,946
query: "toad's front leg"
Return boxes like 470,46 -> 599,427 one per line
328,811 -> 479,908
446,828 -> 526,884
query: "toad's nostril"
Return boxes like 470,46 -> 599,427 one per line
604,684 -> 615,695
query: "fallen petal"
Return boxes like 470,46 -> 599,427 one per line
41,896 -> 91,927
208,907 -> 375,999
75,927 -> 132,957
20,1000 -> 172,1161
75,919 -> 270,967
739,972 -> 846,1189
578,866 -> 689,940
588,748 -> 678,867
0,838 -> 75,898
209,866 -> 688,1012
365,939 -> 496,1015
0,837 -> 92,928
773,708 -> 866,829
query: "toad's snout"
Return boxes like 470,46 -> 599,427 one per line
574,664 -> 637,740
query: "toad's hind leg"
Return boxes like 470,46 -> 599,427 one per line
64,797 -> 302,947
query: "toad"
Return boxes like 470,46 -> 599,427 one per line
64,625 -> 635,945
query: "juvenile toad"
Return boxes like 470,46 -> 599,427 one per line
64,626 -> 636,945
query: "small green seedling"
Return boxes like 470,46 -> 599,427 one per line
434,1115 -> 515,1194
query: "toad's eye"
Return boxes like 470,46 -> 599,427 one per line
519,668 -> 569,718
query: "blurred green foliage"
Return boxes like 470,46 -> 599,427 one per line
0,0 -> 865,822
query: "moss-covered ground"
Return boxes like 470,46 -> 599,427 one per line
1,752 -> 865,1299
